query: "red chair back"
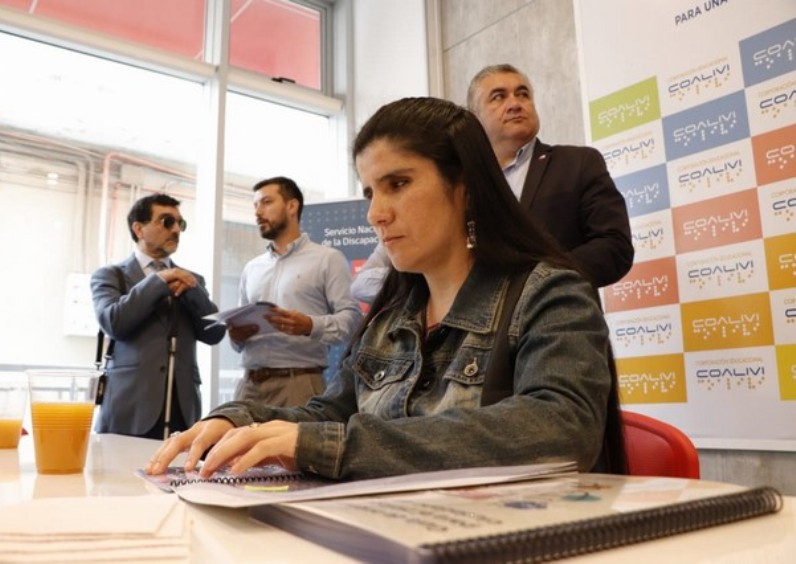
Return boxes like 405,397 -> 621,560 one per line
621,410 -> 700,479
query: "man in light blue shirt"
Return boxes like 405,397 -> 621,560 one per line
229,177 -> 362,407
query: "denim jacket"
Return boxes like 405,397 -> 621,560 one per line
210,261 -> 612,479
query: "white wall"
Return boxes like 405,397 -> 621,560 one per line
352,0 -> 430,134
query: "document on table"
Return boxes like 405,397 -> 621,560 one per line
0,495 -> 190,562
166,461 -> 577,509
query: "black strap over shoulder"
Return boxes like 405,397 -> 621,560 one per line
480,268 -> 533,407
95,266 -> 127,405
480,266 -> 628,474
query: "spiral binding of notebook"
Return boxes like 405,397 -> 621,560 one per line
131,464 -> 308,492
425,486 -> 783,563
168,470 -> 303,488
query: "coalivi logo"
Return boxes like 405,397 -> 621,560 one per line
601,135 -> 656,169
750,25 -> 796,71
675,153 -> 743,194
741,18 -> 796,87
787,308 -> 796,324
775,345 -> 796,400
752,38 -> 795,70
622,182 -> 660,210
758,83 -> 796,120
685,256 -> 755,290
616,354 -> 686,404
765,142 -> 795,171
604,257 -> 679,313
778,252 -> 796,272
667,59 -> 731,101
589,77 -> 661,141
613,318 -> 673,348
682,293 -> 773,351
632,222 -> 665,252
614,164 -> 670,218
598,96 -> 651,128
682,209 -> 749,240
663,91 -> 750,160
771,187 -> 796,222
764,232 -> 796,290
692,312 -> 760,339
612,274 -> 669,301
694,357 -> 767,392
752,124 -> 796,186
672,110 -> 737,148
673,189 -> 762,254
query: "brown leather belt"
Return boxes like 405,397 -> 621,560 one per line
246,367 -> 325,383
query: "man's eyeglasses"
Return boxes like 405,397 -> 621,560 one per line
153,215 -> 187,232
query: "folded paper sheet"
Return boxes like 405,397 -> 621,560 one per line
0,495 -> 189,562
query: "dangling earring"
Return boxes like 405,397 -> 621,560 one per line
466,219 -> 477,250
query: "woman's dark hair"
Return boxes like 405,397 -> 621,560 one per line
352,96 -> 626,474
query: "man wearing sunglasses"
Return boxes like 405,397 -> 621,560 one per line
90,193 -> 226,439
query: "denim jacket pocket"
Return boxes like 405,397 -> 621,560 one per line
352,351 -> 415,391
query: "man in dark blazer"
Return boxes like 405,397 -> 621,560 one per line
90,193 -> 225,439
466,63 -> 633,288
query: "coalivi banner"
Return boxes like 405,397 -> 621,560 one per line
576,0 -> 796,449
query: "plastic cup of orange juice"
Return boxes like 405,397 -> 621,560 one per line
27,369 -> 99,474
0,372 -> 28,448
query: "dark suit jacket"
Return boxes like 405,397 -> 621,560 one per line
520,140 -> 634,287
90,254 -> 226,436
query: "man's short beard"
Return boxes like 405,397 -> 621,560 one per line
260,219 -> 286,240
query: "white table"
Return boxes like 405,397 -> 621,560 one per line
1,434 -> 356,563
1,434 -> 794,562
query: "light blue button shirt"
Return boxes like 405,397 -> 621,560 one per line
236,233 -> 362,369
502,139 -> 536,200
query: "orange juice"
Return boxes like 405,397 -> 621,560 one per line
0,418 -> 23,448
31,402 -> 94,474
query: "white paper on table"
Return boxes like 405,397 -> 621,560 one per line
0,495 -> 190,562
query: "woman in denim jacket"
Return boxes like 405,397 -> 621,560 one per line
148,97 -> 626,480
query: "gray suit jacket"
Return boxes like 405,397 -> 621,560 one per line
90,254 -> 226,436
520,140 -> 634,287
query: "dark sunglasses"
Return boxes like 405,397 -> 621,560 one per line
153,215 -> 187,232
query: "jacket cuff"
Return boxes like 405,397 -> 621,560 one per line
295,421 -> 345,478
204,408 -> 251,428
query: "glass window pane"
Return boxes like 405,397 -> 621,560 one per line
230,0 -> 321,89
217,90 -> 340,399
0,0 -> 205,58
224,91 -> 338,202
0,33 -> 203,174
0,32 -> 204,371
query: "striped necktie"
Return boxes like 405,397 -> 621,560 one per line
151,260 -> 172,310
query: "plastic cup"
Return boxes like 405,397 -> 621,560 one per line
0,372 -> 28,448
27,369 -> 99,474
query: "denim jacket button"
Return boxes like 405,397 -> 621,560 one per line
463,359 -> 479,377
374,370 -> 386,382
